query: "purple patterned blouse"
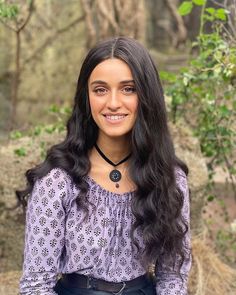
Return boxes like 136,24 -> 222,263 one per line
19,167 -> 192,295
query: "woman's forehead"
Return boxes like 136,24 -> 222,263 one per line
88,58 -> 134,84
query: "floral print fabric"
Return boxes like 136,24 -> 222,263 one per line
19,167 -> 191,294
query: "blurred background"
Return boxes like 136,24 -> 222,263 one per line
0,0 -> 206,136
0,0 -> 235,294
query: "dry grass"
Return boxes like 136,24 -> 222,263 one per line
0,271 -> 21,295
189,234 -> 236,295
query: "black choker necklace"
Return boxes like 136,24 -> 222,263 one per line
94,143 -> 131,188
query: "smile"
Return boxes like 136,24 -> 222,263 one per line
103,114 -> 127,123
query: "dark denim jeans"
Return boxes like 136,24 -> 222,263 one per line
53,277 -> 156,295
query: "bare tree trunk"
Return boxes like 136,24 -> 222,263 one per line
80,0 -> 146,50
166,0 -> 187,48
2,0 -> 85,131
10,30 -> 21,130
0,1 -> 35,131
80,0 -> 97,49
146,0 -> 190,50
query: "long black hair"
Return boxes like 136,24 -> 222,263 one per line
16,36 -> 189,276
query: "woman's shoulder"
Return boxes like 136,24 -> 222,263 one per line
26,168 -> 77,224
36,167 -> 73,188
31,167 -> 75,205
40,167 -> 71,179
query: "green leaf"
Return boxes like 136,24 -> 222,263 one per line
48,104 -> 60,113
172,94 -> 185,105
215,8 -> 227,21
207,195 -> 215,202
193,0 -> 206,5
178,1 -> 193,16
14,147 -> 27,157
159,71 -> 177,83
45,125 -> 56,134
183,76 -> 188,86
0,3 -> 19,19
213,64 -> 222,75
205,7 -> 216,15
229,167 -> 236,175
62,106 -> 72,115
10,130 -> 23,140
33,126 -> 42,136
203,14 -> 214,22
219,105 -> 230,116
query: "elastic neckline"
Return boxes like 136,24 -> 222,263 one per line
84,174 -> 136,197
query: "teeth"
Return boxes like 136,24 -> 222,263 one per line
106,115 -> 126,120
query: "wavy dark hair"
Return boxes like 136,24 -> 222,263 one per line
16,36 -> 189,277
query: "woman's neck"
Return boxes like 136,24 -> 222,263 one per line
95,134 -> 132,164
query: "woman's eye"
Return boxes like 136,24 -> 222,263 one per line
93,88 -> 107,95
123,86 -> 136,94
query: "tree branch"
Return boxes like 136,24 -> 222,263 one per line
80,0 -> 96,45
166,0 -> 187,47
0,0 -> 35,32
22,14 -> 85,68
17,0 -> 35,32
0,18 -> 17,32
209,0 -> 226,8
97,0 -> 119,33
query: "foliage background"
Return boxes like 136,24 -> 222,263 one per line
0,0 -> 236,294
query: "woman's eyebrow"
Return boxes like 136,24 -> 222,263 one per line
90,79 -> 135,86
90,80 -> 107,86
120,79 -> 135,84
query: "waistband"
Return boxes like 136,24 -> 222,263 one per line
61,273 -> 151,294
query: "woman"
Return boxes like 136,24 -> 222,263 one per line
18,37 -> 192,295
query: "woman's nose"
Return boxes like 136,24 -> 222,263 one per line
106,90 -> 122,109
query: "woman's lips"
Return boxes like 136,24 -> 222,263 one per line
103,114 -> 127,124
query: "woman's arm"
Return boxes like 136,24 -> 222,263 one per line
19,168 -> 71,295
155,169 -> 192,295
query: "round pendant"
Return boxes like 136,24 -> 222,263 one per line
109,169 -> 121,182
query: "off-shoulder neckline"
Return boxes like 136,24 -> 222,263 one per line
84,174 -> 136,197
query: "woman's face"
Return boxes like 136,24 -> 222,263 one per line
88,58 -> 138,140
